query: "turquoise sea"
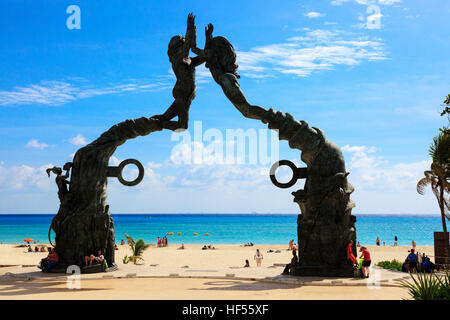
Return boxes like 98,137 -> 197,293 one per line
0,214 -> 443,246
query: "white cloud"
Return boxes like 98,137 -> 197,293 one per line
331,0 -> 401,5
0,162 -> 53,190
305,12 -> 326,19
25,139 -> 49,150
341,145 -> 437,214
0,78 -> 172,106
69,134 -> 87,146
237,29 -> 387,78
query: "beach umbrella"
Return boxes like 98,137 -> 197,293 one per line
24,238 -> 33,244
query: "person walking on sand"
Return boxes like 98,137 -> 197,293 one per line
376,237 -> 380,246
359,246 -> 371,278
394,235 -> 398,246
412,240 -> 416,250
254,249 -> 263,267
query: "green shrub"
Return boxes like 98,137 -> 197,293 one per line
399,269 -> 450,300
377,260 -> 402,271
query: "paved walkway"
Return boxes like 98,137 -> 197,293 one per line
0,264 -> 411,288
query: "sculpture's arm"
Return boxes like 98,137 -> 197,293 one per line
182,13 -> 196,57
191,55 -> 206,67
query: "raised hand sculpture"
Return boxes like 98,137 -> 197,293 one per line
150,13 -> 206,130
191,23 -> 267,120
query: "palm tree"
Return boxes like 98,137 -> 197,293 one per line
417,133 -> 450,257
123,233 -> 150,264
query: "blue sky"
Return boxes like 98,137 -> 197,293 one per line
0,0 -> 448,214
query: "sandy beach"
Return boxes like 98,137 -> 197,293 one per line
0,243 -> 434,268
0,243 -> 433,300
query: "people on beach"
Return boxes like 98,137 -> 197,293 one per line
394,236 -> 398,246
421,257 -> 432,273
288,239 -> 294,250
157,237 -> 161,247
27,245 -> 32,252
412,240 -> 416,250
34,246 -> 39,252
254,249 -> 263,267
120,239 -> 125,245
244,259 -> 250,267
402,259 -> 410,272
84,250 -> 105,266
114,244 -> 118,250
406,249 -> 418,273
282,250 -> 298,275
346,240 -> 358,268
45,248 -> 59,272
178,244 -> 185,250
357,242 -> 361,248
359,246 -> 371,278
376,237 -> 380,246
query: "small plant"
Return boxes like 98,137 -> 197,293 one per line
399,269 -> 450,300
123,233 -> 150,265
377,260 -> 402,271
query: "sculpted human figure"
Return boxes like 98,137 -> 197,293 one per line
46,162 -> 72,201
151,13 -> 206,130
191,23 -> 267,121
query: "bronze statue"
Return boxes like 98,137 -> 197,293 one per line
191,23 -> 267,121
151,13 -> 205,130
46,162 -> 72,201
48,14 -> 356,277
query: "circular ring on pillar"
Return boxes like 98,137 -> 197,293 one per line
269,160 -> 298,189
117,159 -> 144,186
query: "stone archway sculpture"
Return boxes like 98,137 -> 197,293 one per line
48,14 -> 357,277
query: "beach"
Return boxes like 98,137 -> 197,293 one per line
0,243 -> 433,299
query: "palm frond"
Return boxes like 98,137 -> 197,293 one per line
417,177 -> 432,195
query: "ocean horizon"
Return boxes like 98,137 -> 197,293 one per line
0,213 -> 443,246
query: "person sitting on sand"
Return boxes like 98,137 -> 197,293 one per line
121,239 -> 125,245
402,258 -> 410,273
254,249 -> 263,267
178,244 -> 185,250
407,249 -> 418,273
346,240 -> 358,268
40,246 -> 46,252
282,250 -> 298,275
114,244 -> 118,250
45,248 -> 59,272
244,259 -> 250,267
84,250 -> 104,266
34,246 -> 39,252
27,245 -> 32,252
421,257 -> 431,273
359,246 -> 371,278
202,245 -> 207,250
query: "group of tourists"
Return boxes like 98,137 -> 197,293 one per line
347,240 -> 372,278
157,236 -> 168,247
39,247 -> 59,272
401,249 -> 437,273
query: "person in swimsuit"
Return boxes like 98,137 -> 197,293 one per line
254,249 -> 263,267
